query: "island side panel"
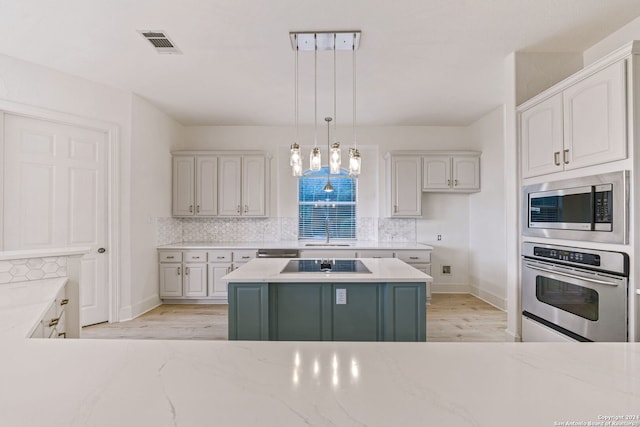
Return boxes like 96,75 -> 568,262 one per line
383,283 -> 426,342
269,283 -> 332,341
331,283 -> 384,341
228,283 -> 268,340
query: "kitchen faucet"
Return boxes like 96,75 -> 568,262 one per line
325,218 -> 330,243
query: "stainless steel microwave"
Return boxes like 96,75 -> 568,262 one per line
522,171 -> 629,244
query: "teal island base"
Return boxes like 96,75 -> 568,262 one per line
228,282 -> 426,342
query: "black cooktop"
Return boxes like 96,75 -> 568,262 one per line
281,259 -> 371,274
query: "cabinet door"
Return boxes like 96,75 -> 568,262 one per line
172,157 -> 195,216
332,283 -> 383,341
218,156 -> 242,216
383,283 -> 426,341
208,263 -> 232,298
391,157 -> 422,217
563,60 -> 627,170
183,263 -> 207,297
242,156 -> 266,216
452,156 -> 480,191
422,156 -> 451,190
195,156 -> 217,216
520,93 -> 564,178
159,263 -> 183,297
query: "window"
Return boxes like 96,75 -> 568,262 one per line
298,167 -> 357,240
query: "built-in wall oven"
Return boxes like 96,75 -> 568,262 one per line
522,171 -> 629,244
521,242 -> 629,342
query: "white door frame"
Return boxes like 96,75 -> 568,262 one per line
0,99 -> 121,323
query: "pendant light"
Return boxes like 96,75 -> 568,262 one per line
349,32 -> 361,176
309,36 -> 322,171
323,117 -> 334,193
290,35 -> 302,176
329,34 -> 342,175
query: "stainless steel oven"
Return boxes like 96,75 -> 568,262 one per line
522,171 -> 629,244
521,242 -> 629,342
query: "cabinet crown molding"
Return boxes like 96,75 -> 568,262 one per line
172,150 -> 272,159
384,150 -> 481,159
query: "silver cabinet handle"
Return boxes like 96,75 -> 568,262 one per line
241,256 -> 250,259
189,205 -> 193,213
563,149 -> 570,164
196,205 -> 200,213
447,179 -> 451,186
454,179 -> 458,186
177,267 -> 181,275
226,266 -> 231,274
554,151 -> 561,166
192,256 -> 200,259
409,256 -> 419,260
185,267 -> 190,275
217,256 -> 225,259
166,256 -> 175,259
244,205 -> 248,213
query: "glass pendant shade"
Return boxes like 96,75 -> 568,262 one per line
322,179 -> 334,192
292,160 -> 303,177
290,143 -> 301,166
349,148 -> 361,176
310,147 -> 322,171
330,142 -> 341,174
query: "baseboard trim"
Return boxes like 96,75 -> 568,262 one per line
505,329 -> 521,342
469,286 -> 507,311
430,284 -> 472,294
118,305 -> 132,322
130,295 -> 162,320
161,299 -> 228,305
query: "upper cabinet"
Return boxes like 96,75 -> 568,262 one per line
173,151 -> 270,218
520,58 -> 627,179
423,154 -> 480,192
389,156 -> 422,217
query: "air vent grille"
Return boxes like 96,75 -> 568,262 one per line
138,30 -> 182,54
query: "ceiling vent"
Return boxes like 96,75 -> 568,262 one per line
138,30 -> 182,54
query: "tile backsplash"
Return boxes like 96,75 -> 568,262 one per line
156,217 -> 416,244
0,256 -> 67,284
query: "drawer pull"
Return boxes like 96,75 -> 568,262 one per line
60,299 -> 69,306
58,332 -> 66,338
241,256 -> 251,259
192,256 -> 200,259
217,256 -> 226,259
48,318 -> 59,327
409,256 -> 419,260
166,256 -> 175,259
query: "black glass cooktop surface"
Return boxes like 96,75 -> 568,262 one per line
281,259 -> 371,274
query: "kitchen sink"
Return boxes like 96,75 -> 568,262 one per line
304,243 -> 352,247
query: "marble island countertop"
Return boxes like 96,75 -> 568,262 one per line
222,257 -> 432,283
158,240 -> 434,251
1,339 -> 639,426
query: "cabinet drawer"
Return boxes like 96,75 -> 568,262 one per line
233,250 -> 257,263
357,250 -> 395,258
396,250 -> 431,263
159,251 -> 183,262
184,251 -> 207,262
208,250 -> 232,263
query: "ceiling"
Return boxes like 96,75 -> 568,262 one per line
1,0 -> 640,126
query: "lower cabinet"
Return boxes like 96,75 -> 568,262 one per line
228,281 -> 426,342
31,283 -> 69,339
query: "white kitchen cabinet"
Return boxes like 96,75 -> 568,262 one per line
172,156 -> 195,216
159,251 -> 207,298
520,59 -> 627,178
389,156 -> 422,217
520,93 -> 564,178
208,263 -> 232,299
563,60 -> 626,171
395,250 -> 432,303
218,156 -> 267,217
159,263 -> 183,297
172,155 -> 218,216
356,250 -> 395,258
422,154 -> 480,192
183,263 -> 207,297
31,284 -> 70,339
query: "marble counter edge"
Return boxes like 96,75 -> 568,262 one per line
157,241 -> 434,251
0,246 -> 91,261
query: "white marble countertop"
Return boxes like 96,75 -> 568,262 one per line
222,258 -> 432,283
1,339 -> 639,426
0,278 -> 67,338
158,241 -> 434,251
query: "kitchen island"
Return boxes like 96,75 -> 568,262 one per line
222,257 -> 431,342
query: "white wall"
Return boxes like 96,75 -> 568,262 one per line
128,95 -> 183,318
467,106 -> 507,309
584,16 -> 640,65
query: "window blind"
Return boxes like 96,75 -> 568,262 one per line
298,168 -> 357,240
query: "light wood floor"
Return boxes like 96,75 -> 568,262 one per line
82,293 -> 507,342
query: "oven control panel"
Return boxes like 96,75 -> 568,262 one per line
533,247 -> 601,266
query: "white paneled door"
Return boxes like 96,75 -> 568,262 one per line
3,114 -> 109,326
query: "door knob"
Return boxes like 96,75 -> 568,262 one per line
97,248 -> 106,253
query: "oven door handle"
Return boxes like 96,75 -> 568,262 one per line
524,263 -> 620,286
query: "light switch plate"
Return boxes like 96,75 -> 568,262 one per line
336,288 -> 347,304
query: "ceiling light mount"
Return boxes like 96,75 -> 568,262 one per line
289,31 -> 361,51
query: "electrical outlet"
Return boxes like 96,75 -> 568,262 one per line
437,234 -> 442,241
442,265 -> 451,275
